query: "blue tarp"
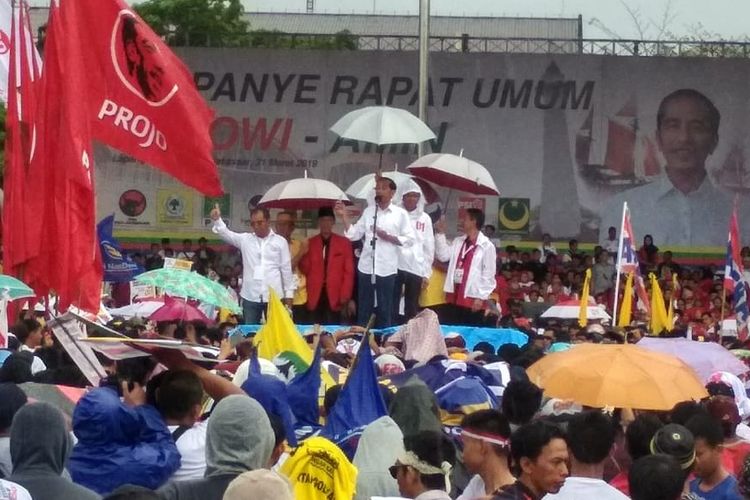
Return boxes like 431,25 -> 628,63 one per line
231,324 -> 529,351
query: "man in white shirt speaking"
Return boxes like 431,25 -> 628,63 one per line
336,176 -> 415,328
209,204 -> 294,324
395,180 -> 435,324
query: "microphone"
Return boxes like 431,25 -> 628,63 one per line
374,195 -> 382,203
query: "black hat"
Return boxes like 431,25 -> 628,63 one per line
318,206 -> 335,219
650,423 -> 695,469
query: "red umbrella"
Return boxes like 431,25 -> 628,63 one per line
407,151 -> 500,196
149,296 -> 213,324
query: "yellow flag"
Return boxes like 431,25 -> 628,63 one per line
579,268 -> 592,327
649,273 -> 670,335
618,272 -> 634,328
254,288 -> 312,364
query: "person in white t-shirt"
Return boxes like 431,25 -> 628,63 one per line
0,478 -> 31,500
16,319 -> 46,375
151,350 -> 247,483
457,410 -> 515,499
545,411 -> 628,500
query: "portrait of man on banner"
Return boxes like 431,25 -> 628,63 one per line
600,88 -> 747,247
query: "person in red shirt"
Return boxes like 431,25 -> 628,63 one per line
609,414 -> 663,497
705,395 -> 750,478
299,207 -> 355,325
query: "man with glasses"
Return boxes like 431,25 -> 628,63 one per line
209,204 -> 294,323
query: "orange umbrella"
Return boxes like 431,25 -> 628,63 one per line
527,343 -> 708,411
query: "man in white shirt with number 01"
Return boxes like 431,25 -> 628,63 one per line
336,176 -> 415,328
209,204 -> 294,323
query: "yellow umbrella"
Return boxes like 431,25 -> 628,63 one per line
527,343 -> 708,411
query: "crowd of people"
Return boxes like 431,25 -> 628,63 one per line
1,300 -> 750,499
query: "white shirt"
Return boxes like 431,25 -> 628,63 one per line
19,344 -> 46,374
167,420 -> 208,482
457,474 -> 486,499
599,173 -> 746,247
601,237 -> 619,255
398,210 -> 435,279
212,218 -> 294,302
176,251 -> 195,260
544,477 -> 629,500
345,202 -> 415,277
0,479 -> 31,500
435,231 -> 497,301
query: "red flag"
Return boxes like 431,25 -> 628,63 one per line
2,1 -> 42,282
69,0 -> 222,196
29,2 -> 102,313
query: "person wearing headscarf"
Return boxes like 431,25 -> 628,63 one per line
222,469 -> 294,500
390,430 -> 455,500
68,385 -> 181,495
9,402 -> 100,500
389,377 -> 443,438
0,383 -> 27,478
241,374 -> 298,447
158,394 -> 275,500
353,416 -> 405,500
395,180 -> 435,323
383,309 -> 448,364
280,435 -> 357,500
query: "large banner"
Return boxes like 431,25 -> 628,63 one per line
95,49 -> 750,250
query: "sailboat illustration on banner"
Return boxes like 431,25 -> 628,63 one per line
714,143 -> 750,193
576,96 -> 661,187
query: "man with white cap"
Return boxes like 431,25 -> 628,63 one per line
395,180 -> 434,324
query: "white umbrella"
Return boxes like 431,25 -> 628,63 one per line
108,299 -> 164,319
345,169 -> 441,205
540,299 -> 612,321
258,171 -> 351,210
345,170 -> 414,201
407,150 -> 500,196
330,106 -> 436,146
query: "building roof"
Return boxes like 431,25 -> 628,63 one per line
245,12 -> 581,39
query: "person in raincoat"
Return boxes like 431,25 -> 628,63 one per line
68,384 -> 181,495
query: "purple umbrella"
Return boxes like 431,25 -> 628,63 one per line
637,337 -> 748,382
149,296 -> 213,324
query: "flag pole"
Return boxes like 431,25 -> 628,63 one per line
611,202 -> 628,327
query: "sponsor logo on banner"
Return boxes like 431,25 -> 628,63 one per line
497,198 -> 531,234
119,189 -> 147,217
457,197 -> 486,231
156,189 -> 193,226
163,257 -> 193,270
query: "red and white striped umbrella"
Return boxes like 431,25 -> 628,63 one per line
407,151 -> 499,196
258,172 -> 351,210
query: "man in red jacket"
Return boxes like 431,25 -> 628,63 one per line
299,207 -> 355,324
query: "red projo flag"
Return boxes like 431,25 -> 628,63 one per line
69,0 -> 222,196
2,0 -> 42,282
29,1 -> 102,313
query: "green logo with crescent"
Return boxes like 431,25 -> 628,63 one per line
497,198 -> 530,233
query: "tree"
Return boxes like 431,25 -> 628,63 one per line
134,0 -> 251,47
247,30 -> 358,50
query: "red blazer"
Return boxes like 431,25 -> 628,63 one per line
300,233 -> 354,312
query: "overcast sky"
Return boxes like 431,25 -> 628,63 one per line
245,0 -> 749,40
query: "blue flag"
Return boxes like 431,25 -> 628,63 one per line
321,333 -> 386,459
287,344 -> 322,431
97,215 -> 143,283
